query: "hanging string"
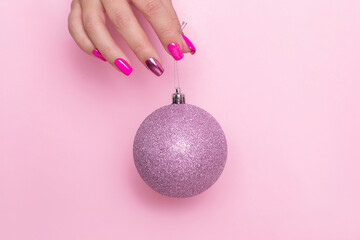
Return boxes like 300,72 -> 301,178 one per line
174,59 -> 179,89
174,21 -> 188,90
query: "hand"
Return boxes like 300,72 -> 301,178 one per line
68,0 -> 196,76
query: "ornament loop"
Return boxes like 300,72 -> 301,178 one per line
174,21 -> 188,90
172,21 -> 187,104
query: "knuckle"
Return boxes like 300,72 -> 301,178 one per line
67,14 -> 79,36
83,16 -> 98,33
132,43 -> 147,55
111,10 -> 131,29
71,0 -> 80,10
159,27 -> 174,39
143,0 -> 162,15
171,16 -> 181,26
67,18 -> 75,34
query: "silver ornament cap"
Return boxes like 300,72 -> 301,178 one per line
172,88 -> 185,104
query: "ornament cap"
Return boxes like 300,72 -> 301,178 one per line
172,88 -> 185,104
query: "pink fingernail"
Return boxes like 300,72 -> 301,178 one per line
146,57 -> 164,76
182,34 -> 196,55
114,58 -> 133,76
167,43 -> 184,61
92,48 -> 106,62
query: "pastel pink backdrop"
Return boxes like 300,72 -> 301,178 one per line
1,0 -> 360,239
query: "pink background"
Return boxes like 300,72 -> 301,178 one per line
1,0 -> 360,239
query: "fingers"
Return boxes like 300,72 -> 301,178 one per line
161,0 -> 196,55
68,0 -> 97,56
68,0 -> 196,76
131,0 -> 196,60
102,0 -> 164,76
80,0 -> 133,75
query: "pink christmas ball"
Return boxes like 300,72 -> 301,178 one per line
133,103 -> 227,198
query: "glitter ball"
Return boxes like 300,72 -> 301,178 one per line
133,104 -> 227,198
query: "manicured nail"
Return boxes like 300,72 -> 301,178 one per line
167,43 -> 184,61
181,34 -> 196,55
145,58 -> 164,76
92,48 -> 106,62
114,58 -> 133,76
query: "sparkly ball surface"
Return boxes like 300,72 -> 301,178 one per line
133,104 -> 227,198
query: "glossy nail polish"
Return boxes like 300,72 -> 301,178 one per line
92,48 -> 106,61
146,58 -> 164,76
167,43 -> 184,61
181,34 -> 196,55
114,58 -> 133,76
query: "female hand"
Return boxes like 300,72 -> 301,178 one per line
68,0 -> 196,76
